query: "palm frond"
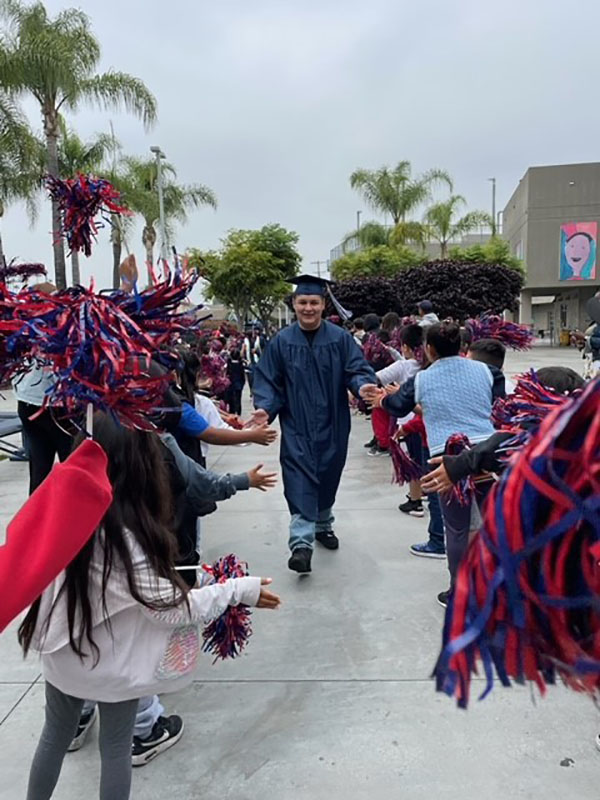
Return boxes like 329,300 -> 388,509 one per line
77,72 -> 157,128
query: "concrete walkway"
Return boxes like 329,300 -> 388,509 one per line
0,347 -> 598,799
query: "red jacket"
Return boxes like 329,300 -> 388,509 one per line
0,440 -> 112,632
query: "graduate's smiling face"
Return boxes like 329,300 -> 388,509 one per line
293,294 -> 326,330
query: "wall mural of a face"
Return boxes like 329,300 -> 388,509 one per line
560,222 -> 597,281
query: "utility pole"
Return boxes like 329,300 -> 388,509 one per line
356,210 -> 362,234
150,146 -> 168,260
488,177 -> 496,235
311,260 -> 326,278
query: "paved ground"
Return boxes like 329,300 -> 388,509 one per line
1,346 -> 598,799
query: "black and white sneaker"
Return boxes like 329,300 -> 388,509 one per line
364,436 -> 377,449
315,530 -> 339,550
68,706 -> 98,752
132,715 -> 184,767
288,547 -> 312,573
399,498 -> 424,517
437,590 -> 451,609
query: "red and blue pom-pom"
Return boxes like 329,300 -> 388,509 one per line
434,379 -> 600,708
46,173 -> 130,257
445,433 -> 475,505
201,554 -> 253,662
466,313 -> 535,351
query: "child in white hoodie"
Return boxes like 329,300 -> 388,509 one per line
19,413 -> 280,800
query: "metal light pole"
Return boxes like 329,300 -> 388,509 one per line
150,146 -> 168,260
356,210 -> 362,234
488,177 -> 496,235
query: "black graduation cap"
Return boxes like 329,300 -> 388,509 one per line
290,274 -> 352,321
290,274 -> 330,296
587,294 -> 600,324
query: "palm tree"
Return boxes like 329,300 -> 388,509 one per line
424,195 -> 493,258
120,156 -> 217,285
57,119 -> 114,284
0,92 -> 43,266
342,220 -> 390,252
0,0 -> 157,289
350,161 -> 453,225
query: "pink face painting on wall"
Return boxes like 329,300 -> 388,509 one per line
560,222 -> 597,281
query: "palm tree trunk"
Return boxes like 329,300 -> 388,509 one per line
45,116 -> 67,290
440,241 -> 448,259
111,218 -> 122,289
71,250 -> 80,286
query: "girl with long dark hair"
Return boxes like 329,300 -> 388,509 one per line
20,414 -> 280,800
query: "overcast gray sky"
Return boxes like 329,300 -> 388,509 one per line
3,0 -> 600,290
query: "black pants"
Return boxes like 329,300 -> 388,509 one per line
228,389 -> 243,416
17,402 -> 73,494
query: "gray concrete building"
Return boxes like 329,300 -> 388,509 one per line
502,163 -> 600,335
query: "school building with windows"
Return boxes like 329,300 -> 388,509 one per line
502,162 -> 600,338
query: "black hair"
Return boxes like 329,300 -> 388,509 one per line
19,414 -> 188,662
537,366 -> 585,395
381,312 -> 401,333
468,338 -> 507,369
377,329 -> 391,344
231,349 -> 241,361
399,324 -> 423,351
363,313 -> 380,333
177,350 -> 201,405
354,318 -> 364,330
566,231 -> 593,244
425,322 -> 462,358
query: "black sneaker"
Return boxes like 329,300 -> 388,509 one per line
364,436 -> 377,449
315,530 -> 339,550
368,444 -> 389,457
437,590 -> 450,608
68,706 -> 97,752
288,547 -> 312,573
399,499 -> 424,517
132,715 -> 184,767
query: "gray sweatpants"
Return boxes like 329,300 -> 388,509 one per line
26,682 -> 138,800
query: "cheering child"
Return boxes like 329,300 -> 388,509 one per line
20,413 -> 280,800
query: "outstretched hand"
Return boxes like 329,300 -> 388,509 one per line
249,424 -> 278,446
421,457 -> 453,495
247,464 -> 278,492
245,408 -> 269,428
256,578 -> 281,609
359,384 -> 386,408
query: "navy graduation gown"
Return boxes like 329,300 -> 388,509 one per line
252,321 -> 376,521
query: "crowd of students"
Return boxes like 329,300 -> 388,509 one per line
355,304 -> 588,609
6,280 -> 597,799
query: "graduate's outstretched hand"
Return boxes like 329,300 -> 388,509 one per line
246,409 -> 269,428
359,383 -> 385,408
256,578 -> 281,609
421,457 -> 453,495
248,423 -> 278,446
248,464 -> 278,491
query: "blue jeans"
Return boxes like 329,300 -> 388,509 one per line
426,490 -> 445,551
289,508 -> 334,552
82,695 -> 163,740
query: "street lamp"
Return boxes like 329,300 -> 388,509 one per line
150,146 -> 168,261
488,177 -> 496,235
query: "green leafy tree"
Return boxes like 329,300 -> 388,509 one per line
350,161 -> 453,225
120,156 -> 216,285
331,244 -> 423,280
0,92 -> 43,266
57,118 -> 113,284
0,0 -> 158,288
448,236 -> 525,274
188,224 -> 301,329
424,195 -> 493,258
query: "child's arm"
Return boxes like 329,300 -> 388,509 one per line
140,575 -> 280,627
420,431 -> 513,494
200,425 -> 277,447
160,433 -> 276,509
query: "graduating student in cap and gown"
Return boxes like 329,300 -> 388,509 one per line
250,275 -> 376,574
